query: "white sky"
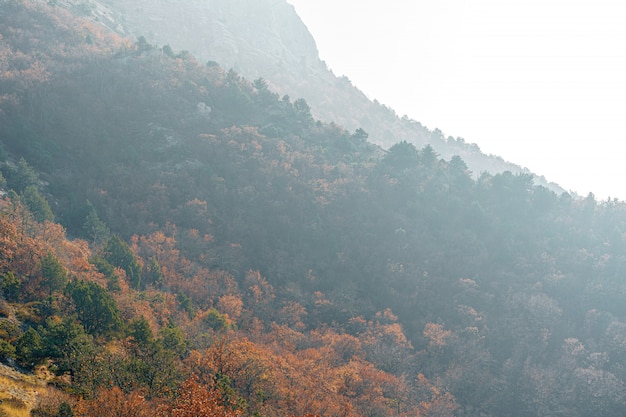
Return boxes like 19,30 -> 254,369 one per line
287,0 -> 626,200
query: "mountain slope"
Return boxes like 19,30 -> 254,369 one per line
2,2 -> 626,417
54,0 -> 562,191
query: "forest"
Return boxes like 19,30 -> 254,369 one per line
1,1 -> 626,416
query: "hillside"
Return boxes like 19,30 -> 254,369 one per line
1,1 -> 626,417
47,0 -> 562,192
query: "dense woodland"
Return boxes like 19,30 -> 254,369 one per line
1,1 -> 626,416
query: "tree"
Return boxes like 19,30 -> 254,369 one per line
76,387 -> 153,417
104,235 -> 142,290
57,403 -> 74,417
90,256 -> 121,292
0,271 -> 21,301
2,157 -> 38,192
293,98 -> 313,129
15,327 -> 45,367
381,141 -> 419,171
162,44 -> 174,57
41,252 -> 67,295
159,376 -> 243,417
41,317 -> 103,395
203,308 -> 232,332
351,128 -> 369,142
420,144 -> 438,168
130,316 -> 154,346
158,323 -> 188,358
0,339 -> 16,361
21,185 -> 54,222
82,201 -> 110,246
66,280 -> 122,336
143,256 -> 163,288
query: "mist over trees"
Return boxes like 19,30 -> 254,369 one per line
1,1 -> 626,416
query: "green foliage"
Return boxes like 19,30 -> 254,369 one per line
0,338 -> 16,361
215,373 -> 249,413
41,317 -> 95,376
2,157 -> 38,193
135,35 -> 152,53
41,252 -> 67,295
0,271 -> 21,302
0,318 -> 21,342
158,322 -> 188,358
104,235 -> 141,290
351,128 -> 369,142
130,316 -> 154,346
90,256 -> 121,292
90,256 -> 115,277
21,185 -> 54,222
120,328 -> 184,396
293,98 -> 313,130
162,44 -> 174,57
420,143 -> 438,167
177,293 -> 195,318
82,201 -> 110,245
382,141 -> 420,170
66,280 -> 122,336
56,403 -> 74,417
144,256 -> 163,288
5,2 -> 626,414
15,327 -> 45,366
203,308 -> 231,332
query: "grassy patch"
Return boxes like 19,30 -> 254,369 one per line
0,364 -> 50,417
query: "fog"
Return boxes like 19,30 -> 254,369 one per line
288,0 -> 626,199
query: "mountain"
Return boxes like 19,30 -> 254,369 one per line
2,1 -> 626,417
52,0 -> 563,192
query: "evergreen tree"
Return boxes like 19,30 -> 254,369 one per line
21,185 -> 54,222
3,157 -> 38,193
66,280 -> 122,336
0,271 -> 21,302
57,403 -> 74,417
15,327 -> 45,367
82,201 -> 110,246
104,235 -> 142,290
41,252 -> 67,296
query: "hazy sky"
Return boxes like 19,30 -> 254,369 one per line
287,0 -> 626,200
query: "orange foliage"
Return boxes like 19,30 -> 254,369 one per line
134,228 -> 239,308
243,270 -> 275,320
279,300 -> 307,331
217,294 -> 244,320
415,374 -> 459,417
75,387 -> 156,417
423,323 -> 452,348
0,197 -> 104,299
158,376 -> 242,417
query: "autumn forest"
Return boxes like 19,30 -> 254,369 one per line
1,1 -> 626,416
